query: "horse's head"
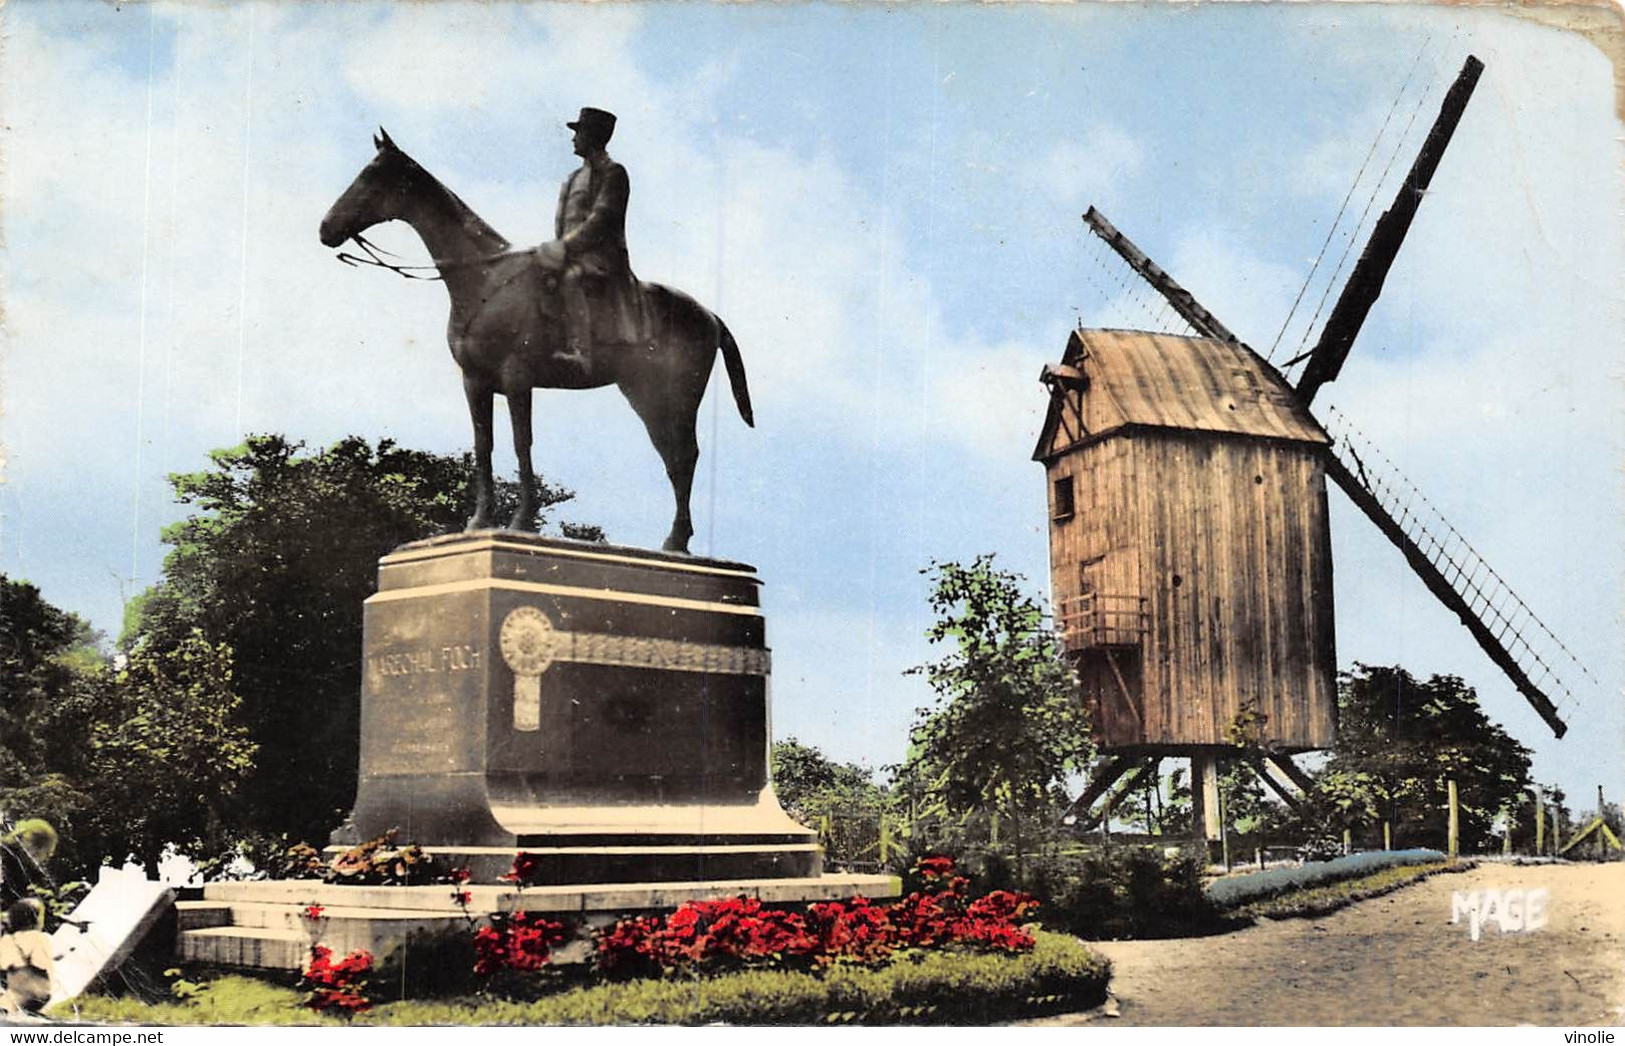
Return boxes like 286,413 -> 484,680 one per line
319,128 -> 421,248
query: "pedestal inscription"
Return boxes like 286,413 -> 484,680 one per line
339,531 -> 818,883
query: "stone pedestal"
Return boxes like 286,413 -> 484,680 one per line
335,531 -> 819,883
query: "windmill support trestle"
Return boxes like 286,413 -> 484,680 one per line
1251,755 -> 1307,812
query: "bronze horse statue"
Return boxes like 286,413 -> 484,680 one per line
318,129 -> 753,553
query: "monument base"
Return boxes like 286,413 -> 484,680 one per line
340,531 -> 819,883
177,873 -> 900,971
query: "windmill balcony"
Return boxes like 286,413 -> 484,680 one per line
1057,593 -> 1148,653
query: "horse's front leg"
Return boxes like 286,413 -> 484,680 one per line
464,374 -> 497,530
505,383 -> 538,531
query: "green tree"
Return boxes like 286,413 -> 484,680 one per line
126,434 -> 596,848
0,577 -> 103,865
1308,664 -> 1533,853
1117,763 -> 1194,837
903,555 -> 1094,884
1218,701 -> 1288,851
1,577 -> 101,787
770,738 -> 889,869
75,633 -> 256,876
770,737 -> 882,813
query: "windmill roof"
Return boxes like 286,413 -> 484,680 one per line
1033,328 -> 1329,461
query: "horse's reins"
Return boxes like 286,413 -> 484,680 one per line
337,233 -> 553,346
336,232 -> 450,280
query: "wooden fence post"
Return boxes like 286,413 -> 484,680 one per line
1447,779 -> 1459,859
1534,790 -> 1545,856
1383,820 -> 1392,851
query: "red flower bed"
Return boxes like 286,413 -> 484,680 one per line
473,912 -> 571,976
302,945 -> 373,1013
594,856 -> 1035,977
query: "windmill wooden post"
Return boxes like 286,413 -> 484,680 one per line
1448,779 -> 1460,859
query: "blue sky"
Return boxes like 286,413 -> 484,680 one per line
3,2 -> 1621,810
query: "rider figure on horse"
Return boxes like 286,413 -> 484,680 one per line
547,106 -> 639,367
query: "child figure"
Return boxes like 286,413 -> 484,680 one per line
0,898 -> 54,1015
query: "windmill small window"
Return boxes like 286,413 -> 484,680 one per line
1052,474 -> 1075,521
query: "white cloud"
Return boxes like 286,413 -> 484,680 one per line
1031,126 -> 1145,209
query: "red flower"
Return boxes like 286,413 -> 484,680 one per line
451,866 -> 473,883
451,889 -> 472,907
303,904 -> 326,921
302,944 -> 373,1013
967,889 -> 1040,923
913,855 -> 958,882
473,912 -> 569,976
501,851 -> 543,884
587,872 -> 1036,976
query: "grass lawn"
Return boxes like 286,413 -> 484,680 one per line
69,930 -> 1109,1026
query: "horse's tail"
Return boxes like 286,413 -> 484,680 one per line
717,319 -> 755,428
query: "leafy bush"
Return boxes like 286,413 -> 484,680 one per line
1020,846 -> 1231,939
273,842 -> 328,881
1205,848 -> 1445,908
371,928 -> 484,1002
399,929 -> 1103,1025
326,830 -> 437,886
74,933 -> 1108,1026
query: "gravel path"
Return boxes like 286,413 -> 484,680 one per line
1029,862 -> 1624,1026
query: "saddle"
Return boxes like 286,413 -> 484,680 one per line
532,241 -> 649,347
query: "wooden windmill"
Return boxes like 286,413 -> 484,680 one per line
1035,55 -> 1593,843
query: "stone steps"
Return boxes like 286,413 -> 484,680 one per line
178,925 -> 310,970
175,872 -> 899,972
177,899 -> 470,970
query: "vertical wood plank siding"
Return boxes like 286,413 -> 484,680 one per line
1041,330 -> 1337,752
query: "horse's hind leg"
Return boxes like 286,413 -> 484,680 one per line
623,385 -> 699,553
464,373 -> 497,530
660,419 -> 699,553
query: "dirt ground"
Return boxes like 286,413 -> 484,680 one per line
1029,861 -> 1625,1026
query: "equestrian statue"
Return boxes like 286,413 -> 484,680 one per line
317,111 -> 753,554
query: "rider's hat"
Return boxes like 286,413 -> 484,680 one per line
567,107 -> 617,143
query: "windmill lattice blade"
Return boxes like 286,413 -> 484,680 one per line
1079,208 -> 1218,340
1324,407 -> 1594,738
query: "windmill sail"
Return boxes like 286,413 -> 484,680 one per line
1294,55 -> 1485,405
1323,410 -> 1583,737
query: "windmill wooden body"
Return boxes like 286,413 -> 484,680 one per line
1034,331 -> 1338,746
1045,55 -> 1590,843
